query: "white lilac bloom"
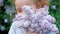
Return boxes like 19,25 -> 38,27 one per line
36,5 -> 49,17
43,5 -> 49,11
16,20 -> 31,28
40,8 -> 49,16
28,27 -> 35,32
31,15 -> 40,23
35,11 -> 43,18
39,20 -> 50,29
43,15 -> 56,24
43,20 -> 58,33
0,25 -> 5,31
5,6 -> 15,16
13,14 -> 31,28
13,14 -> 28,21
30,23 -> 39,28
35,27 -> 42,33
35,9 -> 49,19
23,21 -> 31,28
4,18 -> 8,23
22,5 -> 35,15
49,24 -> 58,32
13,5 -> 59,34
30,24 -> 36,28
51,5 -> 56,10
39,20 -> 58,34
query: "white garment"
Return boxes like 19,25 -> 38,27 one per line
8,22 -> 27,34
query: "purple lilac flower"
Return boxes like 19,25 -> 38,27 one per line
23,21 -> 31,28
0,0 -> 3,7
51,5 -> 56,10
43,15 -> 56,24
13,5 -> 59,34
28,27 -> 35,32
36,5 -> 49,17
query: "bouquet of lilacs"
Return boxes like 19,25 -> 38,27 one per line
13,5 -> 59,34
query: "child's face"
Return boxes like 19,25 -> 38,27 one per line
15,0 -> 35,9
15,0 -> 36,13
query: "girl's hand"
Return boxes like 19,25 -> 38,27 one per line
27,31 -> 37,34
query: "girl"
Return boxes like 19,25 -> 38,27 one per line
8,0 -> 59,34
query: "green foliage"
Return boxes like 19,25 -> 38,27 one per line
0,0 -> 13,32
49,0 -> 60,34
0,0 -> 60,34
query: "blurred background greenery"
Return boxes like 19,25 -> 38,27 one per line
0,0 -> 60,34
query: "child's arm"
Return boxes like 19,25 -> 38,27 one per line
27,31 -> 37,34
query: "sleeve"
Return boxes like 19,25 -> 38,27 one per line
8,21 -> 27,34
8,22 -> 17,34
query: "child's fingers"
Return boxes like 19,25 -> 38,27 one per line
27,31 -> 37,34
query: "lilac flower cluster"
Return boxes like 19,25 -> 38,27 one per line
13,5 -> 59,34
0,0 -> 3,7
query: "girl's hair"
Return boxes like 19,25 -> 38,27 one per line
13,0 -> 50,8
36,0 -> 50,8
13,0 -> 50,13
